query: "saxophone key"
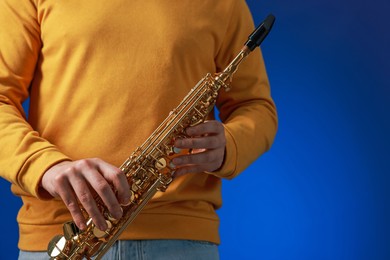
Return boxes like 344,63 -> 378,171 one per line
107,206 -> 124,221
63,221 -> 80,240
132,182 -> 140,192
93,220 -> 113,238
72,254 -> 83,260
119,190 -> 135,207
155,157 -> 167,170
47,235 -> 70,259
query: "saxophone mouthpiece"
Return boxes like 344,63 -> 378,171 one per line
245,14 -> 275,51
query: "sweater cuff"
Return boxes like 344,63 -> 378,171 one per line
19,148 -> 71,200
208,125 -> 237,179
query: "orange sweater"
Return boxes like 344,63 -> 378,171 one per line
0,0 -> 277,251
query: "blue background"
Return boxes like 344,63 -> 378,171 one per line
1,1 -> 389,259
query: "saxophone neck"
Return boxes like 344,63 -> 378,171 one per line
215,46 -> 250,91
215,14 -> 275,91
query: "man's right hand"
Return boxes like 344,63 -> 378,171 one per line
41,158 -> 131,231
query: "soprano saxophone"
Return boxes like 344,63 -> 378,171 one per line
47,14 -> 275,260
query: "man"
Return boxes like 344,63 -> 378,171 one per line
0,0 -> 277,259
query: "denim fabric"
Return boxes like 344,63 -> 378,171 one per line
19,239 -> 219,260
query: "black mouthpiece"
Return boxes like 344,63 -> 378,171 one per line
245,14 -> 275,51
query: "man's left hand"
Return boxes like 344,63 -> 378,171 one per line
172,120 -> 226,177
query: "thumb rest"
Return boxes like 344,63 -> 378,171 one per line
47,14 -> 275,260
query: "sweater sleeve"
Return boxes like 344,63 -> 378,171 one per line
0,0 -> 70,198
211,1 -> 278,179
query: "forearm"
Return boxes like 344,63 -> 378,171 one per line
0,0 -> 70,198
0,103 -> 70,198
216,99 -> 277,179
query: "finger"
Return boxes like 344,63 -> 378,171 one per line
56,179 -> 87,230
175,135 -> 225,150
95,159 -> 131,206
82,167 -> 123,221
69,173 -> 108,231
185,120 -> 224,136
174,163 -> 217,177
172,148 -> 223,166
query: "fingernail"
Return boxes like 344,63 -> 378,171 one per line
114,208 -> 123,219
79,222 -> 86,230
169,161 -> 176,169
173,147 -> 182,154
121,197 -> 131,206
99,223 -> 108,231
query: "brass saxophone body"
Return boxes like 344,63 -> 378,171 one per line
47,14 -> 275,260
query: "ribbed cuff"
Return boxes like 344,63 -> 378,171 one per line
208,125 -> 237,179
18,147 -> 71,199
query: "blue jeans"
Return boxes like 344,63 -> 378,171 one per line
19,239 -> 219,259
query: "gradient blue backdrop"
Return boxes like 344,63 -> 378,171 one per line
1,1 -> 389,259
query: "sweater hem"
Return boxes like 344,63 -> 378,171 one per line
18,212 -> 220,251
